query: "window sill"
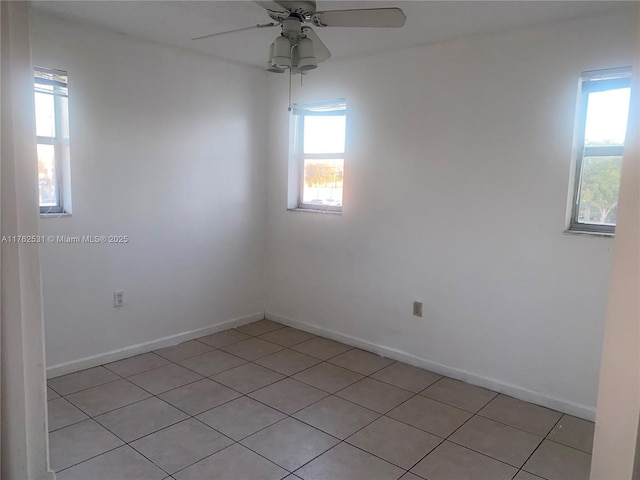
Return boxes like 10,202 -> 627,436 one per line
288,207 -> 342,215
40,212 -> 72,218
564,229 -> 614,238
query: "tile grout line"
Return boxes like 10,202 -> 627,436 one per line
514,415 -> 566,480
52,444 -> 131,476
544,435 -> 593,455
400,390 -> 558,477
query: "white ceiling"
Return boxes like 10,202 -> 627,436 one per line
31,1 -> 631,68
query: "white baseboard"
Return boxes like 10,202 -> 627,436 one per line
36,470 -> 56,480
265,311 -> 596,421
47,312 -> 264,379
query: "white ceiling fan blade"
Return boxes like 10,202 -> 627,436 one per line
191,23 -> 277,41
254,1 -> 289,13
312,8 -> 406,28
302,27 -> 331,63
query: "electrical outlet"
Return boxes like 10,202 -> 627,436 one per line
114,291 -> 124,308
413,301 -> 423,317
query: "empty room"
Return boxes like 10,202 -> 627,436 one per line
1,1 -> 638,479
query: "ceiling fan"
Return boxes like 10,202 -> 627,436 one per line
192,1 -> 406,74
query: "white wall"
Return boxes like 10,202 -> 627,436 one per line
265,7 -> 638,419
30,13 -> 268,370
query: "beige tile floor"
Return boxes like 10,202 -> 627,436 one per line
47,319 -> 595,480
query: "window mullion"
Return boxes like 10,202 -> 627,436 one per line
583,146 -> 624,157
302,153 -> 344,160
36,137 -> 55,145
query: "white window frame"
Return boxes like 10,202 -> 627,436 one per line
289,99 -> 346,213
35,66 -> 71,215
568,67 -> 631,235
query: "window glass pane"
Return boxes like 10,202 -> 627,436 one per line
578,155 -> 622,225
584,88 -> 631,146
35,92 -> 56,138
304,115 -> 346,154
302,159 -> 343,206
37,144 -> 57,207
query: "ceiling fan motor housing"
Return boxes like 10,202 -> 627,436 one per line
276,1 -> 316,18
282,17 -> 303,40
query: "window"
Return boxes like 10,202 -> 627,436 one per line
34,67 -> 71,214
569,67 -> 631,235
290,100 -> 346,212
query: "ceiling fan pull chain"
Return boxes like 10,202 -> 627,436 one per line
288,60 -> 293,112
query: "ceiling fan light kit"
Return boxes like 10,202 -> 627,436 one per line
268,32 -> 317,73
266,16 -> 317,74
192,1 -> 406,77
